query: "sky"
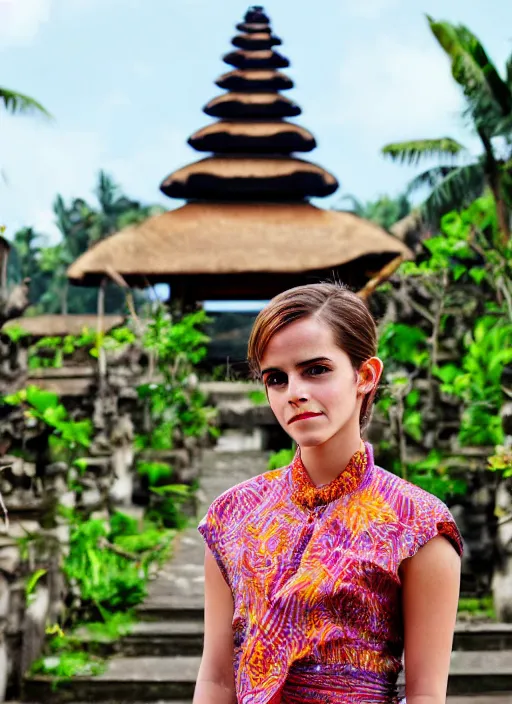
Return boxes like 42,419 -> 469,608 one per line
1,0 -> 512,247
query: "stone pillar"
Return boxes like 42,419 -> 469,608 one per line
492,478 -> 512,622
492,384 -> 512,622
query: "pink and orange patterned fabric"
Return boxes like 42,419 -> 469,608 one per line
198,443 -> 463,704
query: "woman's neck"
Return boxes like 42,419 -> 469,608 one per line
299,426 -> 363,487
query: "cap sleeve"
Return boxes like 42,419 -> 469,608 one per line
405,497 -> 464,562
198,494 -> 232,587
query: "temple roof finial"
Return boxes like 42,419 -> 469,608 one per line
160,7 -> 337,201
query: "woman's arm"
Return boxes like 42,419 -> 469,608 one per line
193,547 -> 237,704
401,534 -> 461,704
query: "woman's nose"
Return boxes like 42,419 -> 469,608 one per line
287,377 -> 308,405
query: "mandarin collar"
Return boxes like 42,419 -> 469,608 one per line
290,442 -> 372,511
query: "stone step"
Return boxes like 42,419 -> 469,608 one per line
22,651 -> 512,702
446,651 -> 512,695
23,656 -> 200,702
121,621 -> 204,657
136,596 -> 203,622
453,623 -> 512,651
111,619 -> 512,658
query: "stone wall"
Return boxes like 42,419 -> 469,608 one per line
0,329 -> 203,699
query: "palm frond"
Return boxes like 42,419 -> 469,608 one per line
96,171 -> 119,211
382,138 -> 466,166
0,88 -> 51,118
334,194 -> 365,215
427,17 -> 512,119
420,161 -> 486,224
506,52 -> 512,89
405,166 -> 459,196
491,113 -> 512,140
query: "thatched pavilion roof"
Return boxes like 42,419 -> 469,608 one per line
67,203 -> 411,297
4,314 -> 125,338
67,5 -> 413,302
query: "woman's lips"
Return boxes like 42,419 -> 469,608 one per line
288,412 -> 323,425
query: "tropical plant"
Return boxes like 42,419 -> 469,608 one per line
135,304 -> 217,526
267,447 -> 295,471
382,16 -> 512,238
3,385 -> 93,459
336,193 -> 411,230
376,194 -> 512,497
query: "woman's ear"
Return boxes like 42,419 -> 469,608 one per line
357,357 -> 384,394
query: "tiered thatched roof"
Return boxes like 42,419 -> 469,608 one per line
188,121 -> 315,153
67,5 -> 411,299
216,69 -> 293,91
232,33 -> 282,50
160,157 -> 336,200
204,91 -> 301,119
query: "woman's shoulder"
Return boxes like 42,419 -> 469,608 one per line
372,464 -> 451,511
204,464 -> 290,521
371,464 -> 463,556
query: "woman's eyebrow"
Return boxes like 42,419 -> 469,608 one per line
261,357 -> 332,376
296,356 -> 332,369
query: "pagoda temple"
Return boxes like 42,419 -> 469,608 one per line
67,6 -> 411,302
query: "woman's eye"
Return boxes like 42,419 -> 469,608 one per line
265,373 -> 286,387
307,365 -> 329,377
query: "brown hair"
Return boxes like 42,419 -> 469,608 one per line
247,283 -> 379,431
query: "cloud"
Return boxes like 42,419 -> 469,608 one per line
0,0 -> 51,47
103,127 -> 194,207
338,34 -> 465,146
0,108 -> 194,242
0,0 -> 138,47
0,114 -> 106,240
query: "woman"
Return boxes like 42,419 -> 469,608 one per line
194,283 -> 462,704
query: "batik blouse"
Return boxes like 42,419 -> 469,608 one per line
198,442 -> 463,704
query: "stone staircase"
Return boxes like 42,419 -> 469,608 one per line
21,448 -> 512,703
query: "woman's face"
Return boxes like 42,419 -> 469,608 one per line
259,316 -> 379,448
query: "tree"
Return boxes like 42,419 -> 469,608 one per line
6,228 -> 51,301
382,16 -> 512,240
88,171 -> 164,243
7,172 -> 165,315
335,193 -> 411,231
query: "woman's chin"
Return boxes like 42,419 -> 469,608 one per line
291,431 -> 329,448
